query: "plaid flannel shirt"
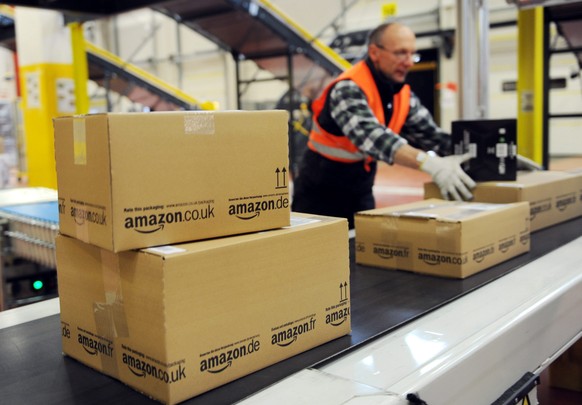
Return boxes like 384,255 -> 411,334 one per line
328,79 -> 451,164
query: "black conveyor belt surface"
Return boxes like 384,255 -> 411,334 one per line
1,217 -> 581,405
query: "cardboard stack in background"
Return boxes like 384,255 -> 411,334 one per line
354,199 -> 530,279
424,170 -> 582,231
54,111 -> 351,404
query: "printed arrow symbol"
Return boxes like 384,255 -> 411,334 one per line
275,167 -> 288,188
340,282 -> 348,302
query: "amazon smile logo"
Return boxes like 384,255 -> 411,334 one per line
228,195 -> 289,220
200,339 -> 260,374
124,204 -> 215,233
271,318 -> 316,347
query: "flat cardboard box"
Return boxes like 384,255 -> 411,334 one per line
57,213 -> 351,404
425,170 -> 582,232
354,199 -> 530,279
54,110 -> 290,252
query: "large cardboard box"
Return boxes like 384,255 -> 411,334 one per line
54,110 -> 290,252
424,170 -> 582,232
57,213 -> 351,404
354,199 -> 530,279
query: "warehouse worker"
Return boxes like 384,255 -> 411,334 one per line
291,22 -> 475,228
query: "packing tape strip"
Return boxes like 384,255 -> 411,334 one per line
72,117 -> 90,243
94,249 -> 130,375
183,112 -> 215,135
74,216 -> 90,244
379,215 -> 411,269
435,221 -> 466,265
73,117 -> 87,165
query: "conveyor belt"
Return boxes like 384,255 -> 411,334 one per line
1,216 -> 581,405
0,196 -> 59,309
546,2 -> 582,69
0,201 -> 59,265
0,187 -> 57,207
85,41 -> 214,111
1,1 -> 351,100
0,201 -> 59,224
150,0 -> 350,99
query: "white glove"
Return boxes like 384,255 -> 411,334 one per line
420,152 -> 476,201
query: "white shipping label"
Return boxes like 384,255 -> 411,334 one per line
496,143 -> 508,158
56,78 -> 76,114
145,246 -> 187,255
285,216 -> 321,228
469,143 -> 477,158
25,72 -> 41,109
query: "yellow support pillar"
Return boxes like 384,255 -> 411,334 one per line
69,22 -> 89,115
517,7 -> 545,166
15,7 -> 77,188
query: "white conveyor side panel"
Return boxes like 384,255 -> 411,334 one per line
239,236 -> 582,405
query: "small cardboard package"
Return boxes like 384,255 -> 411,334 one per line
355,199 -> 530,279
57,213 -> 351,404
425,170 -> 582,231
54,110 -> 290,252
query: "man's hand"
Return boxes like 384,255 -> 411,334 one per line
420,152 -> 476,201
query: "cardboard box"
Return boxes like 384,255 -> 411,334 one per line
54,110 -> 290,252
425,170 -> 582,231
57,213 -> 351,404
354,199 -> 530,279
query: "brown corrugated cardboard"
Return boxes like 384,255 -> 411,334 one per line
54,110 -> 290,252
355,199 -> 530,279
424,170 -> 582,232
57,213 -> 350,404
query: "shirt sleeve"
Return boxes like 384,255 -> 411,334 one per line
328,80 -> 407,164
400,91 -> 451,156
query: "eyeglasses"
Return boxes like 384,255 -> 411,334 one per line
375,44 -> 421,63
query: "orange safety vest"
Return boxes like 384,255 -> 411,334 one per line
308,60 -> 411,166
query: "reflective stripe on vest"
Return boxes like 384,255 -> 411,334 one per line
308,60 -> 411,164
309,123 -> 367,162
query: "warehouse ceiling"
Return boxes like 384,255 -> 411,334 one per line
0,6 -> 210,111
1,0 -> 580,94
0,0 -> 348,100
0,0 -> 165,18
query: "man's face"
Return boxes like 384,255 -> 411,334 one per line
369,24 -> 417,83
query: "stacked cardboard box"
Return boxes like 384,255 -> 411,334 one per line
54,110 -> 292,251
354,199 -> 530,279
424,170 -> 582,232
54,111 -> 351,404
